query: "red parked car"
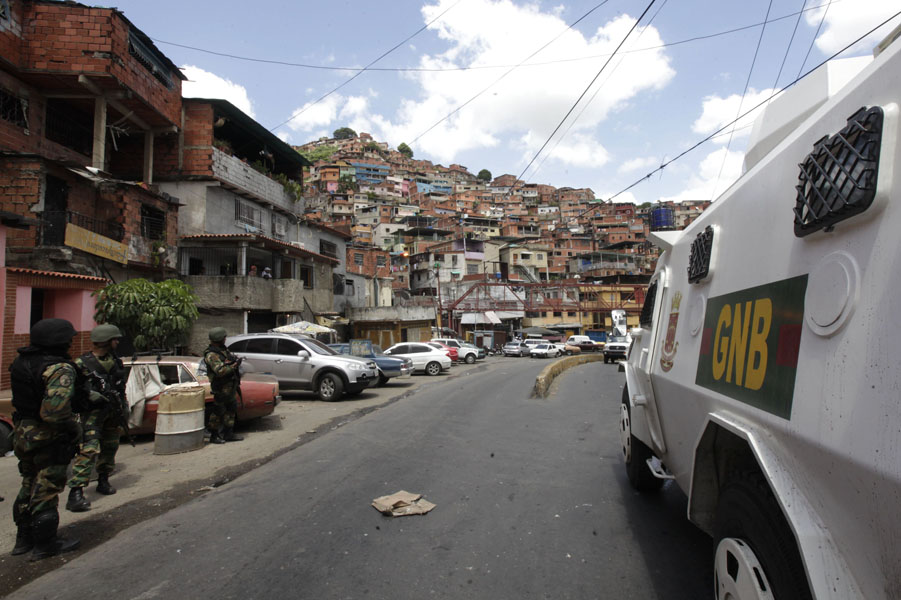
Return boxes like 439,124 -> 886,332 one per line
123,356 -> 280,435
427,341 -> 459,362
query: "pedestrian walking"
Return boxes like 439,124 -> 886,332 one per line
65,324 -> 127,512
202,328 -> 244,444
9,318 -> 84,560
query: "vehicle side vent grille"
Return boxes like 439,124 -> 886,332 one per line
688,225 -> 714,283
794,106 -> 883,237
639,280 -> 658,328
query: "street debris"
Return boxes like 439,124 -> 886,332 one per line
371,491 -> 436,517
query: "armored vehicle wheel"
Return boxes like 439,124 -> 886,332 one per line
316,373 -> 343,402
464,353 -> 476,364
620,388 -> 663,492
714,472 -> 812,600
425,361 -> 442,376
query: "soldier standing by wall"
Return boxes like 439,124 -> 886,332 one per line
202,328 -> 244,444
65,324 -> 127,512
9,318 -> 84,560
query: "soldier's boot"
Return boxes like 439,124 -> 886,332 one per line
209,429 -> 226,444
65,487 -> 91,512
96,474 -> 116,496
30,510 -> 79,561
223,427 -> 243,442
11,520 -> 33,556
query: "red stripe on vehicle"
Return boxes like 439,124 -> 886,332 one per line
775,324 -> 802,368
699,327 -> 713,355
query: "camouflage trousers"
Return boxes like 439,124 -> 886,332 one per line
68,407 -> 121,489
12,420 -> 75,524
207,391 -> 237,433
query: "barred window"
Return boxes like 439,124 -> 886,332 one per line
0,87 -> 27,129
140,205 -> 165,240
235,199 -> 263,229
376,255 -> 386,266
271,213 -> 287,238
354,253 -> 364,265
319,239 -> 338,259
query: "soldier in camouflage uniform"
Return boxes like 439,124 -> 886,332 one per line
202,328 -> 244,444
65,324 -> 127,512
9,318 -> 84,560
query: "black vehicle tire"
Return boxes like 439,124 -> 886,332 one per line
0,421 -> 13,455
714,472 -> 813,600
345,389 -> 364,398
604,356 -> 610,364
316,373 -> 344,402
464,353 -> 476,364
377,373 -> 389,387
620,388 -> 664,492
425,361 -> 442,376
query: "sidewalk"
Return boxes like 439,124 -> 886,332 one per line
0,361 -> 487,573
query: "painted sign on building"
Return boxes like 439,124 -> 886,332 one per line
65,223 -> 128,264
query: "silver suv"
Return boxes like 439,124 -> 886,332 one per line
226,333 -> 378,401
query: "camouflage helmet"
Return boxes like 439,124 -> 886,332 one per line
209,327 -> 228,343
90,323 -> 123,343
30,318 -> 77,348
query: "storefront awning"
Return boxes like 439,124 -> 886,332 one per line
461,310 -> 501,325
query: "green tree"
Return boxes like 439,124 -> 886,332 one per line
94,278 -> 199,352
298,144 -> 338,163
477,169 -> 492,182
337,174 -> 357,193
333,127 -> 357,140
397,142 -> 413,158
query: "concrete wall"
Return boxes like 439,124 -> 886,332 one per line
187,311 -> 246,355
184,275 -> 332,314
348,305 -> 434,323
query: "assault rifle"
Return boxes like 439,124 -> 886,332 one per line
89,355 -> 135,447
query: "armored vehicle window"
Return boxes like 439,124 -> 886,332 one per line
639,280 -> 658,328
688,226 -> 714,283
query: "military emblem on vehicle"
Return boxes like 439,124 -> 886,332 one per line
695,275 -> 807,419
659,291 -> 682,372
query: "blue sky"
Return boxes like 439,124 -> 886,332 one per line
109,0 -> 900,203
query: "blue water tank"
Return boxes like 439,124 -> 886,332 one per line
650,206 -> 675,230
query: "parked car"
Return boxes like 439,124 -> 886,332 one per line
382,342 -> 453,375
330,340 -> 413,386
431,338 -> 482,364
603,335 -> 631,363
427,341 -> 458,362
565,335 -> 603,352
522,339 -> 548,354
554,343 -> 582,356
502,341 -> 531,357
226,333 -> 378,401
123,356 -> 280,435
529,342 -> 560,359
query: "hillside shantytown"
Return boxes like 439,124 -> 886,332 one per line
0,0 -> 710,387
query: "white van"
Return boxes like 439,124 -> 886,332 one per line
620,35 -> 901,599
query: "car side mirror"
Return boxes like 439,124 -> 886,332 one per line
297,350 -> 310,358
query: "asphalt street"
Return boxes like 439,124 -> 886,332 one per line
6,357 -> 711,599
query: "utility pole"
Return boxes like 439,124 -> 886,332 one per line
433,261 -> 443,331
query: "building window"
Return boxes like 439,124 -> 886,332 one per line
235,199 -> 263,229
553,311 -> 562,317
354,253 -> 364,265
345,279 -> 355,296
0,86 -> 27,130
140,205 -> 166,240
319,239 -> 338,259
467,263 -> 478,275
0,0 -> 9,22
45,99 -> 92,156
299,265 -> 313,288
376,255 -> 386,267
271,214 -> 287,238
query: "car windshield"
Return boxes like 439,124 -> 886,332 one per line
300,338 -> 339,355
608,336 -> 628,343
536,344 -> 548,349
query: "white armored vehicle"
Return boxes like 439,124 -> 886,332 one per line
620,30 -> 901,600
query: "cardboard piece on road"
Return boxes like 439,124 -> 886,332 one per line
372,491 -> 436,517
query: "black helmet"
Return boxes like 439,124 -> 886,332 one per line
30,318 -> 77,348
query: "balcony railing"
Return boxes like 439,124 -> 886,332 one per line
211,147 -> 301,214
39,211 -> 124,246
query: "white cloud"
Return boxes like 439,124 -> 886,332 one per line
284,95 -> 342,133
286,0 -> 675,168
692,88 -> 775,143
618,156 -> 658,174
180,65 -> 255,118
808,0 -> 901,56
661,147 -> 744,202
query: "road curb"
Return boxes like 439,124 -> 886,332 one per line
532,354 -> 606,398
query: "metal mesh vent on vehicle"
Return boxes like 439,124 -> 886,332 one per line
688,225 -> 714,283
794,106 -> 883,237
639,280 -> 658,328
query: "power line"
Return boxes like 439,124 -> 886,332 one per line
152,1 -> 840,74
266,0 -> 464,133
772,0 -> 809,89
510,0 -> 658,198
590,8 -> 901,210
798,0 -> 833,78
410,0 -> 613,146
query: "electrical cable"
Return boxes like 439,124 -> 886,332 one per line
579,8 -> 901,213
798,0 -> 833,78
410,0 -> 613,146
267,0 -> 464,133
151,1 -> 840,74
508,0 -> 658,199
772,0 -> 808,89
710,0 -> 773,201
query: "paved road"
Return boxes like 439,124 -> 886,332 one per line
8,357 -> 711,599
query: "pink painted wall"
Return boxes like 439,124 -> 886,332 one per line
14,286 -> 31,334
44,289 -> 97,330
